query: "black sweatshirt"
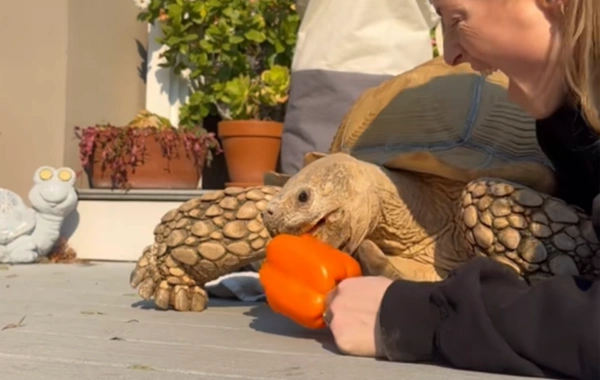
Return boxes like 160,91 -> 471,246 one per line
377,105 -> 600,380
535,105 -> 600,214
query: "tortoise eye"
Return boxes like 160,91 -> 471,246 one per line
297,190 -> 309,204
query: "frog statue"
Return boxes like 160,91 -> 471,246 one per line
0,166 -> 78,264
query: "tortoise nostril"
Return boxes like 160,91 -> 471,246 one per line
264,204 -> 276,216
261,209 -> 273,222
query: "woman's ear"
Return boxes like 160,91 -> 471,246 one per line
536,0 -> 567,19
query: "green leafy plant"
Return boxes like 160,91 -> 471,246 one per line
74,110 -> 221,189
136,0 -> 300,127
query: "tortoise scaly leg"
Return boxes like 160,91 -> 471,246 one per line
130,186 -> 279,311
353,240 -> 403,279
460,179 -> 600,283
355,240 -> 444,281
131,243 -> 212,311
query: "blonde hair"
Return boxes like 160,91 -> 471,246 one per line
561,0 -> 600,133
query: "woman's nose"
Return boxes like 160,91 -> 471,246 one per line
442,38 -> 465,66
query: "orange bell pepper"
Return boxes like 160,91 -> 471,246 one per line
258,234 -> 362,329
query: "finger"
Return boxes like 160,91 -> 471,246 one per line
328,315 -> 367,357
323,306 -> 334,327
323,286 -> 339,327
325,285 -> 339,308
331,323 -> 379,357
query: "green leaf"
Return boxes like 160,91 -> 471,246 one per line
182,33 -> 198,41
136,12 -> 149,22
166,35 -> 181,45
206,24 -> 223,38
193,1 -> 208,21
222,7 -> 236,19
199,39 -> 214,52
244,30 -> 266,43
274,40 -> 285,53
167,4 -> 183,18
229,35 -> 244,44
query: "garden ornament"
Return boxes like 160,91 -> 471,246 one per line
0,166 -> 78,264
130,57 -> 600,312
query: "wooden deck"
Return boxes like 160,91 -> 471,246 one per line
0,262 -> 530,380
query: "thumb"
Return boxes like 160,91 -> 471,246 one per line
325,285 -> 339,309
323,286 -> 340,327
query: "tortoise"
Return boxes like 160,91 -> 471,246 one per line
129,57 -> 600,312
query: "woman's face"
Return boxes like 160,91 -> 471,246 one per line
431,0 -> 566,118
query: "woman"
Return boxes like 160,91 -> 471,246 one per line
324,0 -> 600,379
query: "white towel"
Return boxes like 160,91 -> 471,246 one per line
205,272 -> 266,302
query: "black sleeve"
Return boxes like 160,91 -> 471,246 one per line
377,257 -> 600,380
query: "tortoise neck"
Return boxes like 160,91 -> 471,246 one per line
369,168 -> 464,258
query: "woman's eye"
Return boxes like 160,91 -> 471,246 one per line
443,16 -> 462,32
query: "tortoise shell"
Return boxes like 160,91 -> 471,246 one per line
306,56 -> 556,194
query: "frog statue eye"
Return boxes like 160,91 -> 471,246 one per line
38,168 -> 54,181
57,169 -> 73,182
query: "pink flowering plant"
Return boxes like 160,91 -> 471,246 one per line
74,111 -> 221,189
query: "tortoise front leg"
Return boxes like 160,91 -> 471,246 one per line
459,179 -> 600,284
130,243 -> 211,312
130,187 -> 276,312
354,240 -> 443,282
354,240 -> 402,279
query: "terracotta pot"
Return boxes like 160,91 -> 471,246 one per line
218,120 -> 283,187
88,134 -> 204,189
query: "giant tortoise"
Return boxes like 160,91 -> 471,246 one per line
129,57 -> 600,312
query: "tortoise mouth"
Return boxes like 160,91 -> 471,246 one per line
306,214 -> 354,254
302,208 -> 345,242
305,215 -> 328,236
266,213 -> 330,238
299,209 -> 356,254
302,208 -> 339,237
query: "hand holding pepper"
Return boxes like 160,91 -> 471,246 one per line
259,233 -> 393,358
258,234 -> 362,329
324,276 -> 393,358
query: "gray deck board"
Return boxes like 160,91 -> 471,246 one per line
0,263 -> 530,379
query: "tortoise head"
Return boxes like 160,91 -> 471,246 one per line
262,152 -> 381,254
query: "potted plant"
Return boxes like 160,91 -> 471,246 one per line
216,65 -> 291,186
74,110 -> 221,190
137,0 -> 300,186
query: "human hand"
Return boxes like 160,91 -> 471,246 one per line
324,276 -> 393,357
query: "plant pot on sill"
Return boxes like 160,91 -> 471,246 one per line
89,134 -> 204,190
218,120 -> 283,187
